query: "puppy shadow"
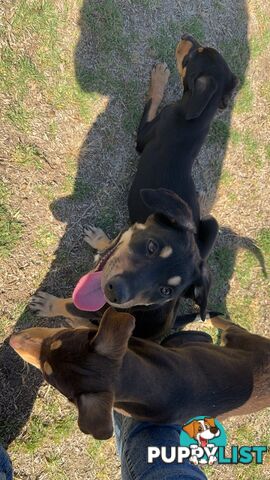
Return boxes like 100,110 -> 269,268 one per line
0,0 -> 254,448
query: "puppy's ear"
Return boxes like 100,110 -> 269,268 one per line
140,188 -> 196,233
186,75 -> 217,120
76,391 -> 113,439
194,262 -> 211,321
197,216 -> 219,259
91,307 -> 135,360
205,417 -> 216,428
183,421 -> 196,438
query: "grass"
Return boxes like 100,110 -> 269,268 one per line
34,226 -> 57,252
181,16 -> 205,42
220,170 -> 234,187
234,79 -> 253,114
208,246 -> 235,312
1,0 -> 270,479
230,129 -> 262,167
208,120 -> 230,147
13,143 -> 44,169
257,228 -> 270,261
6,102 -> 33,132
0,182 -> 23,258
14,413 -> 76,454
45,453 -> 69,480
149,16 -> 204,73
83,0 -> 125,54
235,251 -> 257,289
220,38 -> 249,83
149,21 -> 180,72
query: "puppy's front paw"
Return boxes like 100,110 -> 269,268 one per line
84,225 -> 110,251
209,456 -> 217,465
30,291 -> 59,318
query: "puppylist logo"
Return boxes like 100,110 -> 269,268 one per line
148,416 -> 267,466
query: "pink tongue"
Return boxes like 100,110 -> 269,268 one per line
200,438 -> 208,448
72,271 -> 106,311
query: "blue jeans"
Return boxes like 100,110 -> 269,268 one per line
0,447 -> 12,480
114,413 -> 207,480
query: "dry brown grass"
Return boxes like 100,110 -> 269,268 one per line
0,0 -> 269,478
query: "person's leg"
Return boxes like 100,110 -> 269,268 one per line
114,412 -> 207,480
0,446 -> 13,480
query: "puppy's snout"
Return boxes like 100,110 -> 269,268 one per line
181,33 -> 193,41
180,33 -> 201,49
104,275 -> 131,305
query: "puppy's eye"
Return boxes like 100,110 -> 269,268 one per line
147,239 -> 158,256
160,286 -> 172,297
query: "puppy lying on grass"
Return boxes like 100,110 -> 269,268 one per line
10,308 -> 270,440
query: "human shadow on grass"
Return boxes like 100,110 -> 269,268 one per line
0,0 -> 263,448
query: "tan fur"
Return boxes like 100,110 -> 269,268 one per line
160,246 -> 173,258
44,361 -> 53,375
176,39 -> 193,78
148,63 -> 170,121
50,339 -> 62,351
168,275 -> 181,286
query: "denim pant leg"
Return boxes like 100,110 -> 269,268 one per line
113,412 -> 207,480
0,446 -> 13,480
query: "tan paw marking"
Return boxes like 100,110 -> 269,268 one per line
30,291 -> 58,318
148,63 -> 170,121
160,246 -> 173,258
84,225 -> 110,251
149,63 -> 170,103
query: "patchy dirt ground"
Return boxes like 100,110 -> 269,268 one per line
0,0 -> 269,479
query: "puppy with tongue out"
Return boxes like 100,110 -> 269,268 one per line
31,37 -> 237,337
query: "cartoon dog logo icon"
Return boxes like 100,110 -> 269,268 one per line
183,417 -> 220,465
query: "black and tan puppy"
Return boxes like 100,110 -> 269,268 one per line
10,309 -> 270,440
31,35 -> 237,338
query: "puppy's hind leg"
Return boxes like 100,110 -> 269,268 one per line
211,316 -> 236,331
136,64 -> 170,153
147,63 -> 170,121
211,316 -> 254,350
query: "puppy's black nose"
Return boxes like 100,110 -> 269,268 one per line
104,276 -> 131,305
181,33 -> 201,48
210,426 -> 218,434
181,33 -> 194,41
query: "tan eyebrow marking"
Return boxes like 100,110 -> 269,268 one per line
198,47 -> 204,53
50,339 -> 62,351
168,276 -> 181,286
160,246 -> 173,258
44,361 -> 53,375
